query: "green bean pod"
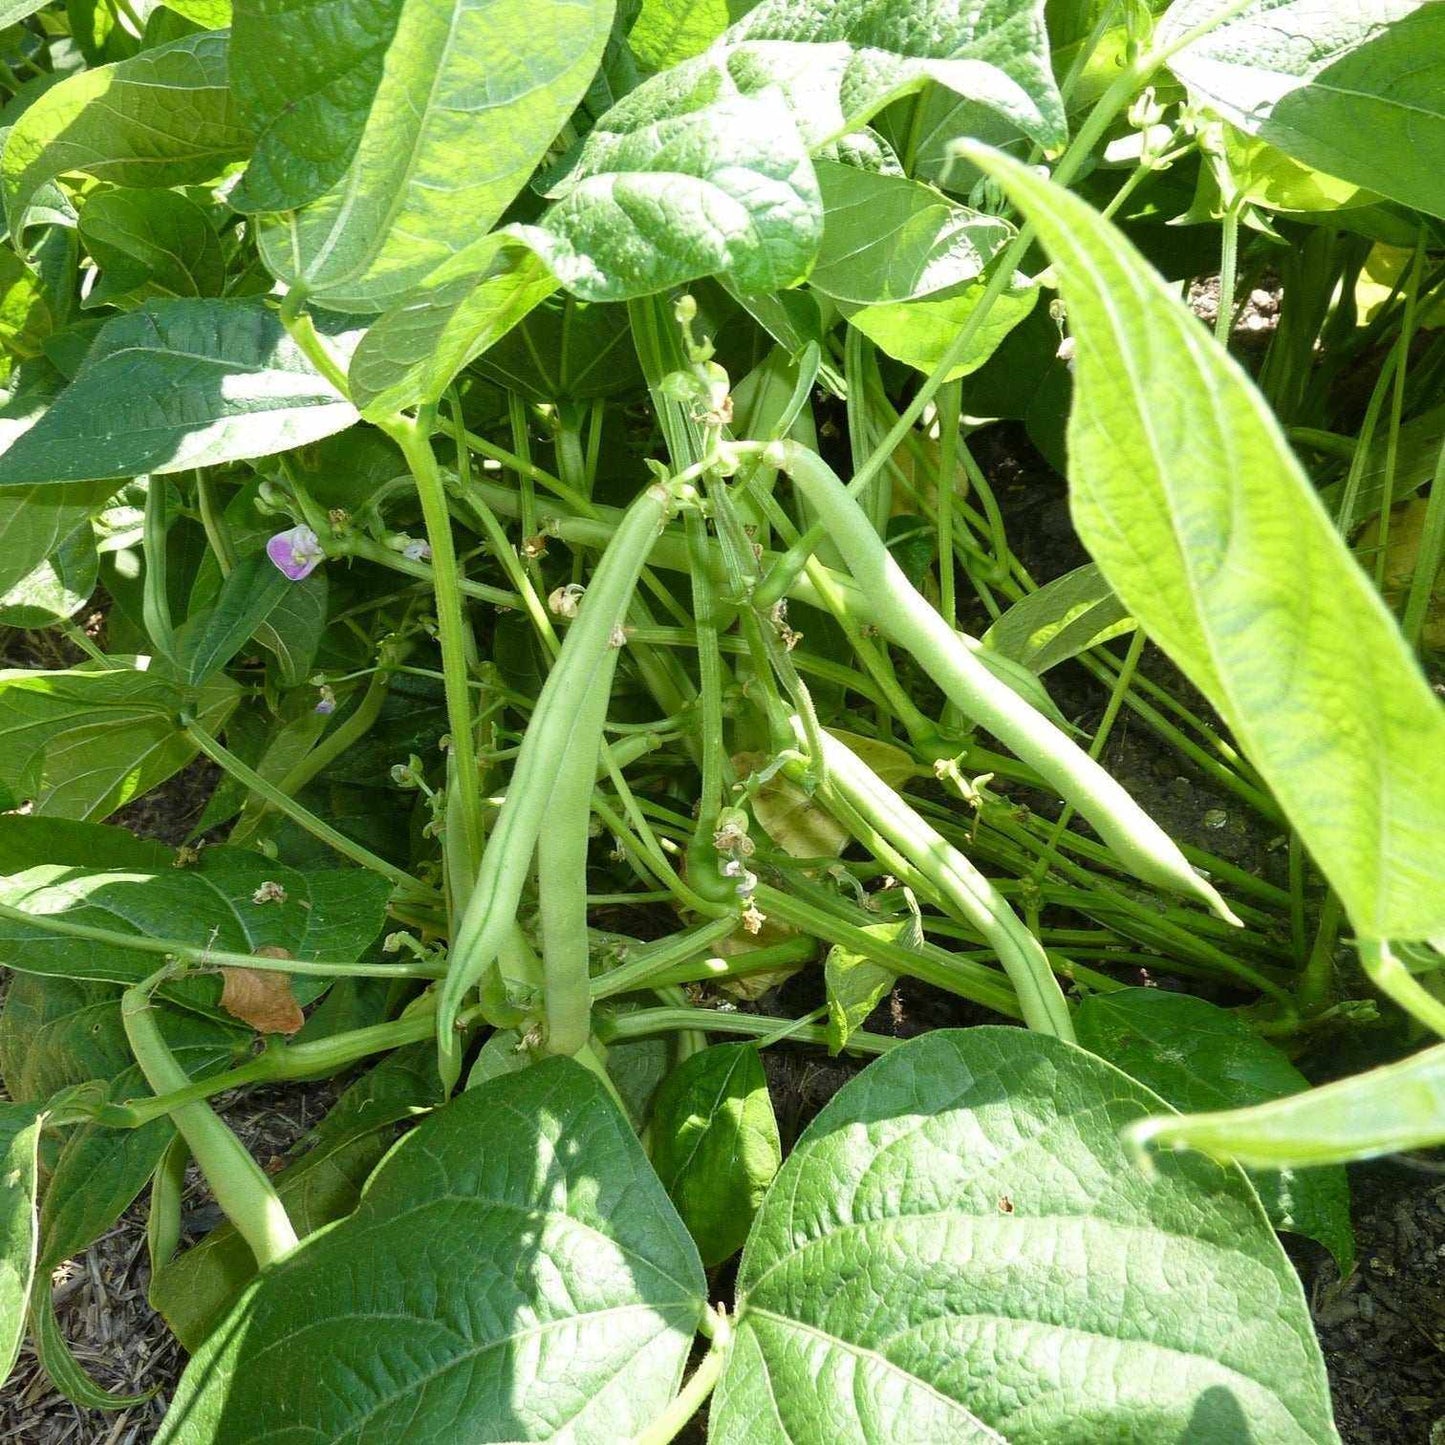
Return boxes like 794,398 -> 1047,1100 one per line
437,482 -> 673,1088
807,722 -> 1075,1041
537,651 -> 624,1056
122,977 -> 298,1269
765,440 -> 1237,923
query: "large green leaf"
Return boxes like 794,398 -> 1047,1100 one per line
0,1102 -> 43,1386
0,974 -> 131,1104
79,187 -> 226,307
512,87 -> 819,302
348,236 -> 558,416
0,515 -> 99,629
965,143 -> 1445,943
156,1060 -> 707,1443
0,300 -> 361,486
650,1042 -> 780,1267
808,161 -> 1012,305
843,269 -> 1039,382
238,0 -> 615,310
1,33 -> 251,239
727,0 -> 1065,148
713,1028 -> 1337,1443
0,663 -> 238,820
0,839 -> 393,990
1076,989 -> 1353,1269
1162,0 -> 1445,220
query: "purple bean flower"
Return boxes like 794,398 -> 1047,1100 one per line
266,525 -> 324,581
315,684 -> 337,715
402,538 -> 432,562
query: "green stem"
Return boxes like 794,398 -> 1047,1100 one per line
634,1315 -> 733,1445
183,719 -> 434,898
1214,204 -> 1241,349
383,410 -> 485,874
936,381 -> 962,630
753,882 -> 1021,1019
123,968 -> 297,1268
1032,628 -> 1146,883
1298,893 -> 1342,1013
195,470 -> 235,576
1402,436 -> 1445,646
597,1005 -> 896,1055
232,667 -> 394,844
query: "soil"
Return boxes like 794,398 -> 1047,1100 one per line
5,332 -> 1445,1440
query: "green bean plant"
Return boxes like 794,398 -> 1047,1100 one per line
0,0 -> 1442,1438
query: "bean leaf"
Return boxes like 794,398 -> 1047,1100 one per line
0,842 -> 391,995
651,1042 -> 781,1267
1076,989 -> 1354,1270
0,300 -> 361,486
713,1028 -> 1337,1443
1,33 -> 251,239
964,142 -> 1445,943
155,1060 -> 707,1443
983,563 -> 1134,673
0,1102 -> 43,1386
1162,0 -> 1445,220
0,664 -> 239,821
78,188 -> 226,307
348,236 -> 559,417
808,161 -> 1012,305
238,0 -> 615,310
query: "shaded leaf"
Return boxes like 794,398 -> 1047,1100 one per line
983,562 -> 1133,673
0,300 -> 360,486
1076,989 -> 1354,1269
0,663 -> 238,820
175,549 -> 292,685
651,1042 -> 780,1266
79,188 -> 226,307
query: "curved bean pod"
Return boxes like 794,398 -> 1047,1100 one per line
806,722 -> 1074,1041
765,440 -> 1236,923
